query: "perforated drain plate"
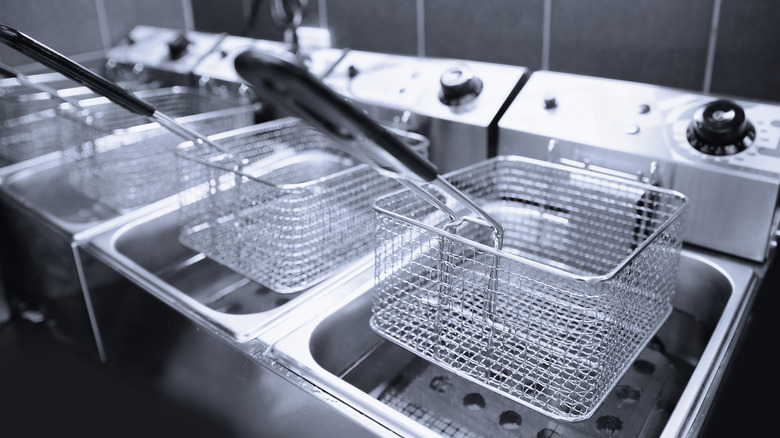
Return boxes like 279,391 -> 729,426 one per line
379,348 -> 674,437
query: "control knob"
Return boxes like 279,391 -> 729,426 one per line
168,32 -> 192,60
438,65 -> 483,106
686,99 -> 755,155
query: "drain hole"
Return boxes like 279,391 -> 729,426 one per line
499,410 -> 522,430
595,415 -> 623,434
429,376 -> 453,393
633,359 -> 656,375
615,384 -> 641,403
537,429 -> 562,438
463,393 -> 486,411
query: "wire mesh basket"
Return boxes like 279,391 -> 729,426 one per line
0,86 -> 247,166
0,71 -> 146,121
65,104 -> 257,211
370,155 -> 688,422
176,117 -> 430,293
0,72 -> 81,121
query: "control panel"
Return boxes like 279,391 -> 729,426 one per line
105,26 -> 225,83
321,50 -> 527,173
498,70 -> 780,262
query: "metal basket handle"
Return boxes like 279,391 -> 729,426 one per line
234,48 -> 504,248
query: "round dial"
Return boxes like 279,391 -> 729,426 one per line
438,65 -> 483,106
686,99 -> 755,155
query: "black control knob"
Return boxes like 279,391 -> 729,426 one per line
438,65 -> 483,106
168,32 -> 192,60
686,99 -> 755,155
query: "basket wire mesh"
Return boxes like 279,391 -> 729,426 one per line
176,117 -> 429,293
0,72 -> 82,121
0,71 -> 147,122
370,155 -> 688,422
63,98 -> 257,211
0,85 -> 248,168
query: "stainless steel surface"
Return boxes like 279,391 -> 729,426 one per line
193,33 -> 291,98
232,49 -> 504,256
497,70 -> 780,262
0,79 -> 255,357
270,248 -> 757,437
105,25 -> 226,83
372,155 -> 688,421
109,25 -> 340,95
176,117 -> 428,293
1,26 -> 771,436
75,244 -> 392,437
0,155 -> 179,357
85,202 -> 375,341
321,50 -> 527,173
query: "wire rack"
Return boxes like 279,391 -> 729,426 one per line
370,155 -> 688,422
64,102 -> 257,211
0,71 -> 146,122
0,72 -> 80,121
0,85 -> 247,165
176,117 -> 430,293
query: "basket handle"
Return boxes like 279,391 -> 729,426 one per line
234,48 -> 504,247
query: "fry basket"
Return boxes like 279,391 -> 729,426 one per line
176,117 -> 429,293
0,72 -> 82,121
64,92 -> 257,211
0,85 -> 249,174
0,71 -> 146,121
370,155 -> 688,422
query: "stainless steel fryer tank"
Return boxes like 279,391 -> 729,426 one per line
79,199 -> 757,437
74,238 -> 389,437
0,157 -> 179,358
268,248 -> 756,438
0,87 -> 256,358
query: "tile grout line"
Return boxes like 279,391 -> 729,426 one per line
319,0 -> 328,29
417,0 -> 425,57
182,0 -> 195,32
94,0 -> 112,53
542,0 -> 551,70
703,0 -> 722,93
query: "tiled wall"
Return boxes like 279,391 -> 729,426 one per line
1,0 -> 778,102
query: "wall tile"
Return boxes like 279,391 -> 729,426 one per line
549,0 -> 713,91
326,0 -> 417,55
191,0 -> 247,36
711,0 -> 780,102
0,0 -> 103,67
103,0 -> 187,46
425,0 -> 544,68
245,0 -> 319,41
199,0 -> 321,42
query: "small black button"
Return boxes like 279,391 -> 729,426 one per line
543,96 -> 557,110
168,33 -> 192,60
